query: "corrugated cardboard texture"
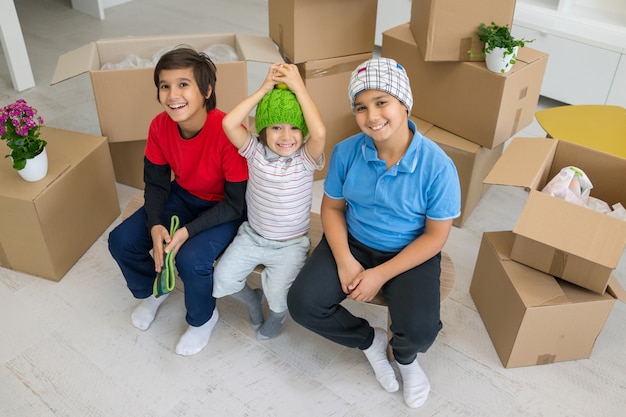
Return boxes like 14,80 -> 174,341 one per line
382,24 -> 547,149
108,140 -> 146,190
0,127 -> 119,280
269,0 -> 377,63
470,231 -> 616,368
423,123 -> 503,226
409,0 -> 516,61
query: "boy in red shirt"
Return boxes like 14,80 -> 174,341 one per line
109,46 -> 248,356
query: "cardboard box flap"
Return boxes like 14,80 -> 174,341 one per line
484,138 -> 557,190
515,191 -> 626,267
488,230 -> 569,306
51,43 -> 99,85
427,126 -> 480,153
235,34 -> 284,64
607,275 -> 626,303
409,116 -> 434,136
485,230 -> 515,261
504,257 -> 570,307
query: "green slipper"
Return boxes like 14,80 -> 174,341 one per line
153,215 -> 180,298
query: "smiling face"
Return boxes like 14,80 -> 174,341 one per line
263,123 -> 304,157
353,89 -> 408,144
157,67 -> 211,138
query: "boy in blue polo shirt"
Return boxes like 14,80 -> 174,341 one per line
288,57 -> 461,409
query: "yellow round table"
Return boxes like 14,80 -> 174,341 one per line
535,105 -> 626,158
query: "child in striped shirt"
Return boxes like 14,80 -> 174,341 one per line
213,63 -> 326,339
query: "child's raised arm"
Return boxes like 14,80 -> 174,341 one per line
274,64 -> 326,161
222,63 -> 284,149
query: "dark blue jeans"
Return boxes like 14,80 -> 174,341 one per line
108,183 -> 241,327
287,235 -> 442,365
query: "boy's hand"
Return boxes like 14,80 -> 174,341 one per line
271,63 -> 305,94
337,257 -> 364,295
164,227 -> 189,258
346,269 -> 384,302
150,224 -> 170,272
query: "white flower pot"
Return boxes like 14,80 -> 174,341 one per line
17,147 -> 48,182
485,45 -> 519,74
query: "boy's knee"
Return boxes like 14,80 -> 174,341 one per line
107,228 -> 124,256
286,285 -> 307,323
403,321 -> 441,352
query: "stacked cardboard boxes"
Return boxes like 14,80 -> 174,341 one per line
373,1 -> 625,368
381,0 -> 547,226
51,33 -> 285,189
471,137 -> 626,367
268,0 -> 378,179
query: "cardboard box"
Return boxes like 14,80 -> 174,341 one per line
269,0 -> 377,63
382,24 -> 547,149
419,121 -> 503,227
484,137 -> 626,294
470,231 -> 624,368
51,33 -> 284,143
409,0 -> 516,61
109,140 -> 146,189
296,53 -> 371,180
0,127 -> 120,281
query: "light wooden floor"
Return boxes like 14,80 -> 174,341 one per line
1,1 -> 624,416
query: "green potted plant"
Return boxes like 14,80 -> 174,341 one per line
473,22 -> 534,73
0,99 -> 48,181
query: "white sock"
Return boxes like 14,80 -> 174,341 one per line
362,327 -> 399,393
397,358 -> 430,408
175,308 -> 219,356
130,293 -> 170,331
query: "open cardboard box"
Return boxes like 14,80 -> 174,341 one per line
470,231 -> 625,368
0,127 -> 119,281
51,33 -> 284,144
409,0 -> 516,61
484,137 -> 626,294
382,23 -> 547,149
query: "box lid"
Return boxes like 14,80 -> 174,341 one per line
484,137 -> 557,190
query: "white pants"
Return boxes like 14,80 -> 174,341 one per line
213,221 -> 310,312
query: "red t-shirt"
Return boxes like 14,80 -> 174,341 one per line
145,109 -> 248,201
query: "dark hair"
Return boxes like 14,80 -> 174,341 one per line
153,45 -> 217,111
257,128 -> 268,146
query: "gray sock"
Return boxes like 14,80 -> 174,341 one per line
257,310 -> 287,340
231,285 -> 264,329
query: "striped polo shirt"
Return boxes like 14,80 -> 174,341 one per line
240,133 -> 323,240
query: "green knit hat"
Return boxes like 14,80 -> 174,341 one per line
255,88 -> 308,137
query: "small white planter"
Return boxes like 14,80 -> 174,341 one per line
17,147 -> 48,182
485,45 -> 519,74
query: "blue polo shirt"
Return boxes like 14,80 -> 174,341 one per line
324,119 -> 461,252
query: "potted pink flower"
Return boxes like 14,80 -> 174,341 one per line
0,99 -> 48,180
